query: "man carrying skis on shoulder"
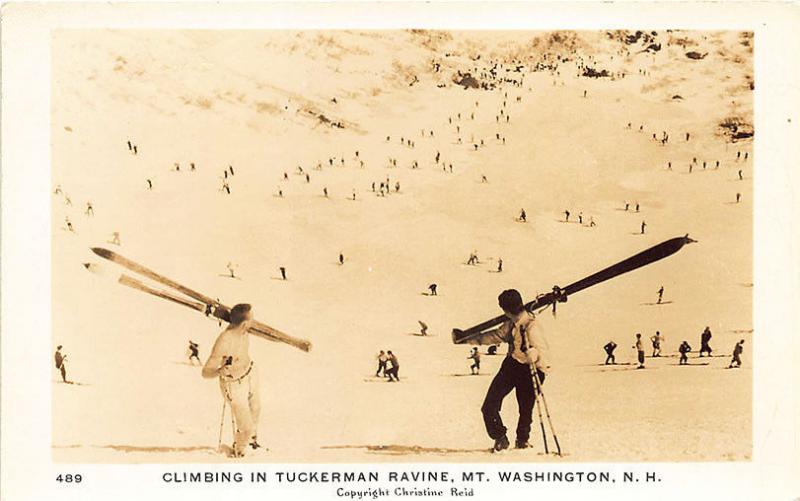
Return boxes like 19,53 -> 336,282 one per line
481,289 -> 551,452
203,304 -> 262,457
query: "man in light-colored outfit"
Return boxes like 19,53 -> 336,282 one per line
203,304 -> 261,457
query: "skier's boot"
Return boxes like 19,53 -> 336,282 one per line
492,435 -> 510,453
515,440 -> 531,450
230,443 -> 245,458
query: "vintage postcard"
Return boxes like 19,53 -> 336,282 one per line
2,2 -> 798,500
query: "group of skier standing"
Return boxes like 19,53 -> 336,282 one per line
602,325 -> 746,369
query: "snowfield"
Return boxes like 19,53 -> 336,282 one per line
52,30 -> 752,462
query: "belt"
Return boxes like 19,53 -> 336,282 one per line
221,361 -> 254,383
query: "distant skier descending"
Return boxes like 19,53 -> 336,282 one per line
418,321 -> 428,336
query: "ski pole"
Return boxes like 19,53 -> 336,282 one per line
217,399 -> 227,450
230,406 -> 237,448
531,373 -> 549,454
533,371 -> 562,456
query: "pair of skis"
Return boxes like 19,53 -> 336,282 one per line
452,235 -> 696,345
93,235 -> 693,352
91,247 -> 312,352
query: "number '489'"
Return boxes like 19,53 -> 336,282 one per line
56,474 -> 82,483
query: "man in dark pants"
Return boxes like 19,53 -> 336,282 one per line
634,333 -> 645,369
679,341 -> 692,365
385,351 -> 400,382
699,326 -> 713,357
604,341 -> 617,365
188,340 -> 201,365
728,340 -> 745,368
481,289 -> 551,452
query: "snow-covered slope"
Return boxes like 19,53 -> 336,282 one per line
51,30 -> 753,462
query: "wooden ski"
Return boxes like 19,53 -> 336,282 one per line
452,235 -> 696,345
119,274 -> 207,311
92,248 -> 312,352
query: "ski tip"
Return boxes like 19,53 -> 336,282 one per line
91,247 -> 114,259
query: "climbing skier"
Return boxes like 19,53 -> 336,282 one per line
375,350 -> 388,377
54,345 -> 68,383
604,341 -> 617,365
650,331 -> 664,357
679,341 -> 692,365
188,340 -> 201,365
728,340 -> 745,368
202,304 -> 262,457
468,348 -> 481,375
481,289 -> 551,451
385,351 -> 400,382
633,333 -> 645,369
699,327 -> 713,357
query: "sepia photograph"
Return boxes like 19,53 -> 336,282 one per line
2,2 -> 799,500
49,28 -> 754,463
